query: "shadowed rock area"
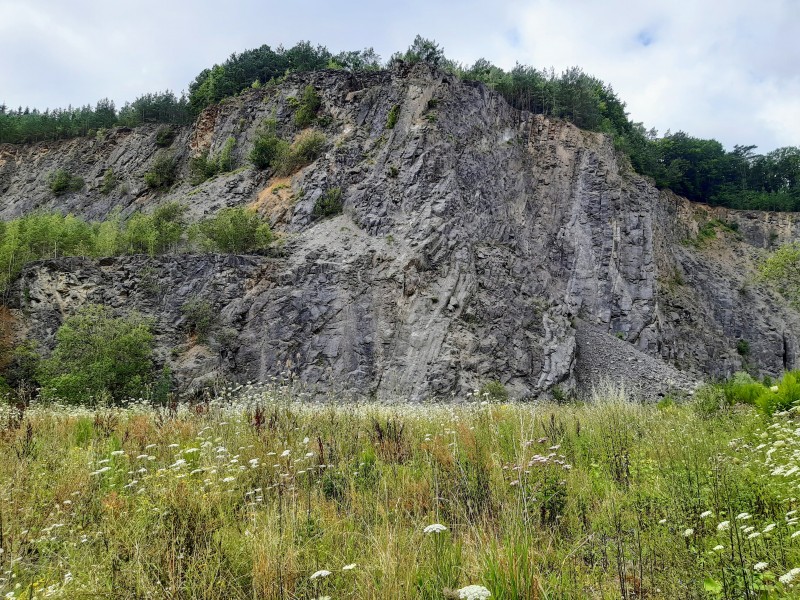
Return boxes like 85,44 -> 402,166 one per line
3,63 -> 800,400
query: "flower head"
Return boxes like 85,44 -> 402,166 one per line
310,569 -> 331,580
423,523 -> 448,534
717,521 -> 730,531
457,584 -> 492,600
754,562 -> 769,572
683,528 -> 695,537
342,563 -> 357,571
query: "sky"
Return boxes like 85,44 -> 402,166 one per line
1,0 -> 798,152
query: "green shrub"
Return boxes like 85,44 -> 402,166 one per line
293,85 -> 321,128
144,152 -> 178,189
736,339 -> 750,356
189,138 -> 236,185
282,129 -> 325,173
119,202 -> 186,256
181,298 -> 216,342
249,120 -> 289,170
48,169 -> 84,196
0,213 -> 97,291
721,371 -> 764,406
386,104 -> 400,129
99,168 -> 117,195
756,371 -> 800,415
313,187 -> 343,218
38,305 -> 155,404
190,207 -> 272,254
479,380 -> 508,402
155,126 -> 176,147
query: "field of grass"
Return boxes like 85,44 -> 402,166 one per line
2,382 -> 800,599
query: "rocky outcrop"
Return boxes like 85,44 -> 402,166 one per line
3,63 -> 800,400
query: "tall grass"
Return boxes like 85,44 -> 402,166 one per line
1,384 -> 799,598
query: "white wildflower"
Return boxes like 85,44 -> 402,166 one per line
737,512 -> 752,520
748,532 -> 761,539
717,521 -> 730,531
310,569 -> 331,580
457,584 -> 492,600
771,385 -> 780,392
423,523 -> 448,534
281,449 -> 291,457
342,563 -> 357,571
764,523 -> 777,533
792,531 -> 800,539
683,528 -> 694,537
780,567 -> 800,585
700,510 -> 713,518
754,562 -> 769,572
90,466 -> 111,476
713,545 -> 725,551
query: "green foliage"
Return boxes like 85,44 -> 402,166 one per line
756,371 -> 800,415
48,169 -> 84,196
99,168 -> 117,195
190,207 -> 272,253
478,380 -> 508,401
736,339 -> 751,356
391,35 -> 448,68
154,126 -> 176,147
144,152 -> 178,190
313,187 -> 343,218
38,304 -> 155,404
119,202 -> 186,256
249,119 -> 289,170
0,212 -> 97,291
760,241 -> 800,309
187,42 -> 332,114
293,85 -> 321,128
190,137 -> 237,184
386,104 -> 400,129
181,298 -> 215,342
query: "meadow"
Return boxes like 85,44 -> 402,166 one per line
1,382 -> 800,599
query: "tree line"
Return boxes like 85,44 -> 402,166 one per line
2,36 -> 798,211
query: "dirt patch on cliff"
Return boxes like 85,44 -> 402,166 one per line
250,177 -> 296,226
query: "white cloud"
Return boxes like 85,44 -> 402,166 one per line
0,0 -> 797,151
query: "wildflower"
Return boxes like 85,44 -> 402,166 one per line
110,450 -> 125,456
683,528 -> 694,537
737,512 -> 751,520
748,532 -> 761,539
281,449 -> 291,457
90,466 -> 111,476
780,568 -> 800,585
700,510 -> 713,518
713,545 -> 725,551
717,521 -> 730,531
423,523 -> 448,534
222,476 -> 235,483
764,523 -> 777,533
342,563 -> 357,571
658,519 -> 667,525
310,569 -> 331,580
457,585 -> 492,599
754,562 -> 769,572
792,531 -> 800,539
771,385 -> 780,392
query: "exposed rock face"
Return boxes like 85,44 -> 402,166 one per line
3,63 -> 800,400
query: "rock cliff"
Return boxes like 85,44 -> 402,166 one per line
3,63 -> 799,400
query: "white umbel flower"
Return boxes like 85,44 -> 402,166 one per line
423,523 -> 448,534
457,584 -> 492,599
310,569 -> 331,580
754,562 -> 769,572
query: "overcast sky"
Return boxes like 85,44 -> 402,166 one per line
1,0 -> 798,152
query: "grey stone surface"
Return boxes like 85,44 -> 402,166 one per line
3,63 -> 800,400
